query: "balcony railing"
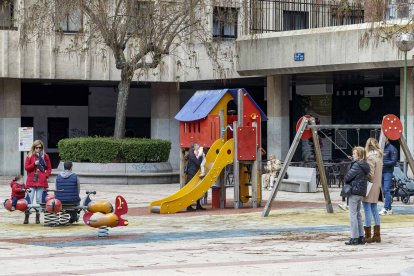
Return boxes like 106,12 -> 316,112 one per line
250,0 -> 364,33
0,1 -> 15,30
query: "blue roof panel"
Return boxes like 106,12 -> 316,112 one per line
175,88 -> 268,122
175,89 -> 228,122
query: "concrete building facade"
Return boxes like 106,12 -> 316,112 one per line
0,0 -> 412,176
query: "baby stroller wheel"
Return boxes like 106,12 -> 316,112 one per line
401,196 -> 410,205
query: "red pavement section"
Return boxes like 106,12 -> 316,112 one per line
130,200 -> 326,216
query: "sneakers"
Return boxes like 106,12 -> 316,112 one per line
379,208 -> 393,215
199,173 -> 205,178
11,206 -> 16,211
338,203 -> 349,211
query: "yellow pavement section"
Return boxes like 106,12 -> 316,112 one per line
150,138 -> 234,214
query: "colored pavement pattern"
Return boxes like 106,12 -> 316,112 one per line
1,177 -> 414,275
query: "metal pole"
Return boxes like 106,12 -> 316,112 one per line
252,122 -> 258,208
404,50 -> 408,175
219,109 -> 226,208
404,50 -> 408,140
179,149 -> 185,188
308,124 -> 381,129
233,121 -> 240,209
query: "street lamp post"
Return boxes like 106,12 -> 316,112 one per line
395,32 -> 414,174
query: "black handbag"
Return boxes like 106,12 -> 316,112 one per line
340,184 -> 352,197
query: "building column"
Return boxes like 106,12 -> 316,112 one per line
266,75 -> 290,160
401,68 -> 414,160
0,79 -> 21,176
151,82 -> 180,171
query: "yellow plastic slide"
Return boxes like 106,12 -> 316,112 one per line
150,138 -> 234,214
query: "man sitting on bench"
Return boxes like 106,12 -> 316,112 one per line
55,161 -> 81,222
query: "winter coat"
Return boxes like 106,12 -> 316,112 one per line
383,143 -> 398,173
25,153 -> 52,188
56,170 -> 80,203
363,151 -> 383,203
10,180 -> 26,199
186,152 -> 202,181
344,160 -> 370,197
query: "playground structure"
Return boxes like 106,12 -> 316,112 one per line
149,89 -> 267,214
4,188 -> 128,237
262,114 -> 414,217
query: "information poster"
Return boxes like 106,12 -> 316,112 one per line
18,127 -> 33,151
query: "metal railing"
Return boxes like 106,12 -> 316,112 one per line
0,2 -> 15,30
250,0 -> 364,33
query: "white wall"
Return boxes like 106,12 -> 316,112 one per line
237,23 -> 414,75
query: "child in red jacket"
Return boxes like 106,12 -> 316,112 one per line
10,175 -> 27,211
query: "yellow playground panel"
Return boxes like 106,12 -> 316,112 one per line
150,138 -> 234,214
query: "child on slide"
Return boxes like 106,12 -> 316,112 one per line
194,144 -> 206,178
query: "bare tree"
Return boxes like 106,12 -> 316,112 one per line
360,0 -> 414,46
15,0 -> 242,139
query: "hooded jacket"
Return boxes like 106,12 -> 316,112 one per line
56,170 -> 80,204
344,160 -> 370,196
10,180 -> 26,199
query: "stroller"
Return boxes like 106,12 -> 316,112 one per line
392,165 -> 414,204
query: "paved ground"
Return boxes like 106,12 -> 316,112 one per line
1,176 -> 414,275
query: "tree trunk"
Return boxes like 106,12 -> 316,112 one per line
114,73 -> 132,139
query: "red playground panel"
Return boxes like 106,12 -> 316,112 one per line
242,94 -> 261,148
179,115 -> 221,148
382,114 -> 403,141
237,126 -> 257,161
296,115 -> 312,140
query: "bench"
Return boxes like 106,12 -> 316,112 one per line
280,166 -> 317,193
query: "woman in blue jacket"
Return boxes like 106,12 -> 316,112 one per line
344,146 -> 370,245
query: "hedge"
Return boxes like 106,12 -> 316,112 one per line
58,137 -> 171,163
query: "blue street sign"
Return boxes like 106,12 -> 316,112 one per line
294,52 -> 305,61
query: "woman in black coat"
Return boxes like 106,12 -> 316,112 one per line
344,146 -> 370,245
185,143 -> 206,211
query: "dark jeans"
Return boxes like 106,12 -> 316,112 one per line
186,173 -> 203,206
382,171 -> 393,210
12,196 -> 19,207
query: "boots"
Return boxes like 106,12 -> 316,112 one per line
364,226 -> 373,243
196,200 -> 206,210
345,238 -> 360,245
372,225 -> 381,243
35,212 -> 40,224
23,212 -> 30,224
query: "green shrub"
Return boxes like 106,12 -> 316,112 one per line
58,137 -> 171,163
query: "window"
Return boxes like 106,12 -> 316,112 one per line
213,7 -> 238,39
387,0 -> 414,19
0,0 -> 15,30
283,11 -> 309,31
48,118 -> 69,149
129,1 -> 154,35
58,9 -> 82,33
331,8 -> 364,25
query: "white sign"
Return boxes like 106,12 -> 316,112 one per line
19,127 -> 34,151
